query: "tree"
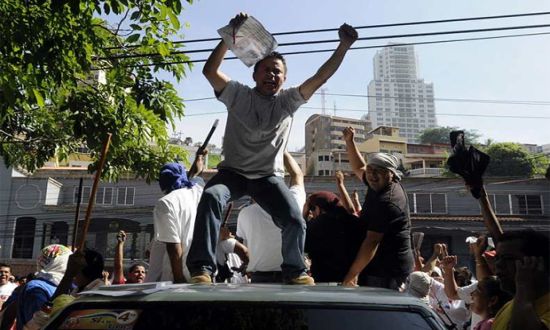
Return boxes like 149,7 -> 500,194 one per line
0,0 -> 194,182
183,137 -> 193,146
418,126 -> 481,145
484,142 -> 540,177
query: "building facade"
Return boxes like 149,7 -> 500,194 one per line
1,163 -> 548,274
367,44 -> 437,143
305,114 -> 371,176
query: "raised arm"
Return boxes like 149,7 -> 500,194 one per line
471,235 -> 492,280
477,187 -> 504,241
343,127 -> 367,181
283,151 -> 304,187
335,170 -> 356,214
298,24 -> 357,100
421,243 -> 444,273
202,13 -> 248,93
113,231 -> 126,284
188,148 -> 207,179
441,255 -> 460,300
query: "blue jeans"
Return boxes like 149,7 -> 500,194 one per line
187,170 -> 307,279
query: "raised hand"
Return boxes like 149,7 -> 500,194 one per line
116,230 -> 126,243
338,23 -> 358,48
471,235 -> 487,258
343,127 -> 355,143
229,12 -> 248,28
335,170 -> 345,185
441,255 -> 458,272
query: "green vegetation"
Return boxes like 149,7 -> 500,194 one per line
0,0 -> 194,182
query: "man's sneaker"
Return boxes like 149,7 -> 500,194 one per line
190,273 -> 212,284
287,274 -> 315,285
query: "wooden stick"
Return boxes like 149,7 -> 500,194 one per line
71,177 -> 84,251
189,119 -> 218,175
221,202 -> 234,228
77,133 -> 112,251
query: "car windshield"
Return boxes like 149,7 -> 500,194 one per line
48,301 -> 440,330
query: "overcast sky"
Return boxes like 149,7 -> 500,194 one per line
152,0 -> 550,150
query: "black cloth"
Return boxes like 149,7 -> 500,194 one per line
446,130 -> 490,199
305,211 -> 366,283
359,175 -> 413,280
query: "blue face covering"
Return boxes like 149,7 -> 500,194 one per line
158,163 -> 195,193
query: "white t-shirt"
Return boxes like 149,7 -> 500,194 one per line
144,239 -> 165,283
0,282 -> 17,303
458,281 -> 481,330
236,185 -> 306,272
216,238 -> 247,284
429,279 -> 471,329
150,184 -> 203,282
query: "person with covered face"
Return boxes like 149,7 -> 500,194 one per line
187,12 -> 358,285
303,192 -> 365,283
147,149 -> 207,284
341,127 -> 413,289
1,244 -> 72,330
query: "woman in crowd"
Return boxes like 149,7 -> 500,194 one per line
470,276 -> 511,330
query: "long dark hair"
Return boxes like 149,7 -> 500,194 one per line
479,276 -> 512,317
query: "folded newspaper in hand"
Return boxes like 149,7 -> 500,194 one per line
412,232 -> 424,251
218,16 -> 278,67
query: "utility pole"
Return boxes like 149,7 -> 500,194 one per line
320,88 -> 327,115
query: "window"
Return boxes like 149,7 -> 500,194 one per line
96,187 -> 114,205
488,194 -> 543,215
12,217 -> 36,259
514,194 -> 543,215
117,187 -> 135,206
73,186 -> 91,204
48,303 -> 438,330
73,187 -> 113,205
408,193 -> 447,214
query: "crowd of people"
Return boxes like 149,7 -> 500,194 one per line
0,12 -> 547,330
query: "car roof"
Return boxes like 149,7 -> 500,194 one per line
74,283 -> 427,307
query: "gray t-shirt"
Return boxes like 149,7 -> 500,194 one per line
217,80 -> 306,179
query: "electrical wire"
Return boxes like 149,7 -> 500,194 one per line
103,11 -> 550,50
98,24 -> 550,61
94,30 -> 550,69
183,89 -> 550,106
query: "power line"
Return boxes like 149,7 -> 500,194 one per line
94,30 -> 550,69
103,11 -> 550,50
322,92 -> 550,106
183,90 -> 550,107
180,107 -> 550,119
99,24 -> 550,61
299,106 -> 550,119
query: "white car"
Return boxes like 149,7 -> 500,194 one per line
45,283 -> 446,329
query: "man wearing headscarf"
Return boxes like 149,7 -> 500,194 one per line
342,127 -> 413,289
3,244 -> 72,330
146,150 -> 207,283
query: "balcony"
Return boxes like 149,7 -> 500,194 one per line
408,167 -> 444,177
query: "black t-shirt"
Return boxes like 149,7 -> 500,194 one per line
305,211 -> 366,283
360,174 -> 413,278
